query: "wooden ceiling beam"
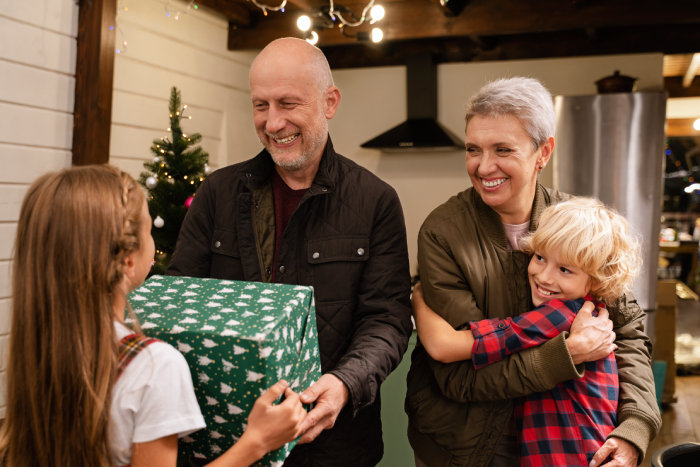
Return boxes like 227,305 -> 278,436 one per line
318,24 -> 700,69
197,0 -> 251,26
666,76 -> 700,98
228,0 -> 700,50
683,53 -> 700,88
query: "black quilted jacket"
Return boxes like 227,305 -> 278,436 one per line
167,137 -> 413,467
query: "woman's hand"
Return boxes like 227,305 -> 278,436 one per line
589,437 -> 639,467
566,301 -> 617,365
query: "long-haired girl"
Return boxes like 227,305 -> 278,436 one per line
0,165 -> 305,467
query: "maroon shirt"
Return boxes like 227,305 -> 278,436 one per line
271,169 -> 308,282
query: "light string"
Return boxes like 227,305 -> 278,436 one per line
250,0 -> 288,16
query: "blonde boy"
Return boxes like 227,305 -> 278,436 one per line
413,197 -> 641,467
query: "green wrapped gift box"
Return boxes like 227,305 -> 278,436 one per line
127,275 -> 322,466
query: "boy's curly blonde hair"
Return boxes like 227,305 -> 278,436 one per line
519,197 -> 642,304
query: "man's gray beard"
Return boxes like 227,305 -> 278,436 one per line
260,120 -> 328,172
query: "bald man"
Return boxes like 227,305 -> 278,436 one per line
168,38 -> 413,467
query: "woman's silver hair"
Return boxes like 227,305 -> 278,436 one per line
465,77 -> 556,151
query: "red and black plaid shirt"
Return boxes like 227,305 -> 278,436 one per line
469,295 -> 618,467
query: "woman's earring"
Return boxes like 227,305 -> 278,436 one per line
538,165 -> 543,170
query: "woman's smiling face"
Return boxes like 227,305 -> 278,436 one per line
465,114 -> 552,223
528,249 -> 592,307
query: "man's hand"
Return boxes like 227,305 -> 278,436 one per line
297,374 -> 349,444
589,437 -> 639,467
566,301 -> 617,365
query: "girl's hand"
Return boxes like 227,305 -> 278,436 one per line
245,380 -> 307,455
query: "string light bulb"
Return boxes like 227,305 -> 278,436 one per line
306,31 -> 319,45
297,15 -> 311,31
370,5 -> 384,23
694,118 -> 700,131
371,27 -> 383,42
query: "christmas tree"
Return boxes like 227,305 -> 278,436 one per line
140,87 -> 210,274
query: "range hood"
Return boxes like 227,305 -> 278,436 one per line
361,54 -> 463,152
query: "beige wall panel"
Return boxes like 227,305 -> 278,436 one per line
0,17 -> 76,75
0,143 -> 71,184
0,0 -> 78,37
0,261 -> 11,299
113,57 -> 248,108
222,91 -> 261,166
0,185 -> 29,223
111,90 -> 223,140
116,0 -> 231,58
116,24 -> 249,87
0,103 -> 73,149
110,156 -> 154,179
329,54 -> 664,274
110,125 -> 222,168
0,300 -> 10,337
0,60 -> 75,112
0,225 -> 17,261
0,372 -> 6,408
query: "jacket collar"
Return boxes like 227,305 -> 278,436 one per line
473,182 -> 549,250
237,135 -> 338,195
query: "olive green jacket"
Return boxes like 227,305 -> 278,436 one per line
405,183 -> 661,467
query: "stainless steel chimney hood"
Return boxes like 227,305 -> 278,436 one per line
360,54 -> 463,152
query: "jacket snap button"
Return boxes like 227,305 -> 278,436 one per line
255,203 -> 259,209
214,241 -> 221,248
357,248 -> 365,256
313,252 -> 320,259
246,173 -> 252,178
321,188 -> 328,192
279,266 -> 286,273
265,268 -> 271,276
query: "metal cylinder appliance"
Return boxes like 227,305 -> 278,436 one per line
552,91 -> 667,336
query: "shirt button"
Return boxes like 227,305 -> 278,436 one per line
357,248 -> 365,256
498,323 -> 506,329
214,241 -> 221,248
279,266 -> 286,274
265,268 -> 271,276
312,252 -> 320,259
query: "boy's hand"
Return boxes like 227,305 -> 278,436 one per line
589,437 -> 639,467
245,380 -> 307,456
566,301 -> 617,365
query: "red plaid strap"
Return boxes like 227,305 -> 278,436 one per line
117,333 -> 160,381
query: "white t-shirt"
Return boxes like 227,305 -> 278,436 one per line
111,322 -> 206,466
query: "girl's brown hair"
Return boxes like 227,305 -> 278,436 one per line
0,165 -> 145,467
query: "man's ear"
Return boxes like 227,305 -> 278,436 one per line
323,86 -> 341,120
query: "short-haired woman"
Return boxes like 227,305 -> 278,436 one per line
405,77 -> 660,467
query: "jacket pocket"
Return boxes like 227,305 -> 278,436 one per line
307,235 -> 370,264
306,235 -> 369,304
210,229 -> 245,280
211,228 -> 240,258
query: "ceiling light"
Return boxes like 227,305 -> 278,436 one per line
371,28 -> 383,43
694,118 -> 700,131
297,15 -> 311,31
370,5 -> 384,22
306,30 -> 319,45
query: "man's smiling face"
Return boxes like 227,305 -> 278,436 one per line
250,51 -> 329,172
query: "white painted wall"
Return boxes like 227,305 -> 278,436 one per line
329,53 -> 665,275
667,97 -> 700,118
0,0 -> 78,417
109,0 -> 261,179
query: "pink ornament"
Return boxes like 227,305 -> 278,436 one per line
184,195 -> 194,209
